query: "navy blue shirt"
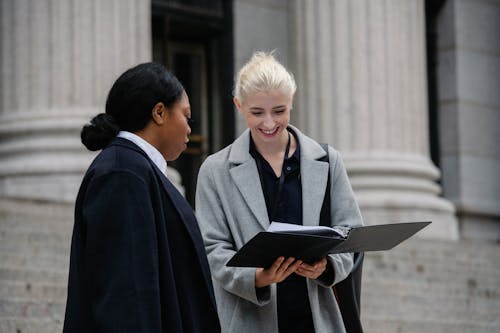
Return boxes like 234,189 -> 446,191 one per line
250,132 -> 302,225
250,129 -> 315,333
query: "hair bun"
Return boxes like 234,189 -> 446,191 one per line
81,113 -> 120,151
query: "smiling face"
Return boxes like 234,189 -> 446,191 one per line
235,89 -> 293,148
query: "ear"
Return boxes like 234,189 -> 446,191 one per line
151,102 -> 166,125
233,97 -> 243,113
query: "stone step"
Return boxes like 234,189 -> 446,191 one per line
0,317 -> 63,333
0,243 -> 70,261
0,218 -> 72,235
366,242 -> 499,267
0,198 -> 73,218
360,275 -> 500,330
0,267 -> 67,285
0,298 -> 65,320
361,316 -> 500,333
361,289 -> 498,322
362,265 -> 500,291
0,252 -> 69,270
1,198 -> 499,333
362,278 -> 500,304
0,229 -> 71,250
0,227 -> 70,256
363,249 -> 500,281
363,266 -> 500,287
0,280 -> 67,301
366,238 -> 499,267
364,247 -> 495,268
358,239 -> 500,333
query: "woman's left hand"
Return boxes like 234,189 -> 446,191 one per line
295,257 -> 328,280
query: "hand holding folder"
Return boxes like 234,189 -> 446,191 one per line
227,221 -> 431,268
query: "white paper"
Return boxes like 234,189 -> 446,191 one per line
267,222 -> 350,238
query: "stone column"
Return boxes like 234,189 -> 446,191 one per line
289,0 -> 458,240
0,0 -> 151,202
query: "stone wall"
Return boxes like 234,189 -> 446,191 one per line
436,0 -> 500,241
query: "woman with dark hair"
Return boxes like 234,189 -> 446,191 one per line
63,62 -> 220,333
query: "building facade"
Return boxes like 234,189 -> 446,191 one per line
1,0 -> 499,332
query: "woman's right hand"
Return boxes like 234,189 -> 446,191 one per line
255,257 -> 302,288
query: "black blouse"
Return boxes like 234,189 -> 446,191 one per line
249,129 -> 315,333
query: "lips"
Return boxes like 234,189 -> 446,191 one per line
259,127 -> 279,137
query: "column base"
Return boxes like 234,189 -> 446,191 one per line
0,111 -> 94,202
345,152 -> 459,241
0,111 -> 186,202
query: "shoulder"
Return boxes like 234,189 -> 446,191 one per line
85,139 -> 155,183
200,128 -> 251,170
288,125 -> 342,162
325,145 -> 341,162
198,144 -> 234,183
201,144 -> 232,168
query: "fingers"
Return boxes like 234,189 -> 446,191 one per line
283,258 -> 303,276
269,257 -> 299,275
296,257 -> 328,279
270,256 -> 286,272
256,256 -> 329,287
256,257 -> 302,288
276,257 -> 299,275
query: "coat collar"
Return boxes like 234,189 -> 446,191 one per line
110,137 -> 149,156
228,125 -> 329,229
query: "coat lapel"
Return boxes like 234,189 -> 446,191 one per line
289,126 -> 330,227
301,159 -> 328,226
228,130 -> 270,230
112,138 -> 217,307
229,161 -> 270,230
155,168 -> 218,307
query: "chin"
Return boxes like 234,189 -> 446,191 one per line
172,149 -> 186,161
167,154 -> 181,162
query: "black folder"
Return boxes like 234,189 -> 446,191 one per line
226,221 -> 431,268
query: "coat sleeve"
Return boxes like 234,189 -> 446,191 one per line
195,158 -> 271,306
82,170 -> 162,332
323,147 -> 364,287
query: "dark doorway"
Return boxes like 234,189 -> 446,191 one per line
152,0 -> 234,205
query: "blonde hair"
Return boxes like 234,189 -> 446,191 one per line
234,51 -> 297,104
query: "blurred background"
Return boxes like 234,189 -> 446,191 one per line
0,0 -> 499,332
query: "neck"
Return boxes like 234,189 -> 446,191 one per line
133,126 -> 167,159
133,128 -> 155,147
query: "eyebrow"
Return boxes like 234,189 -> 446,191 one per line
249,105 -> 286,111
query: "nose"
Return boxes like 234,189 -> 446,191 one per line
262,113 -> 275,128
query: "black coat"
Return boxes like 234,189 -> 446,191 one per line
63,138 -> 220,333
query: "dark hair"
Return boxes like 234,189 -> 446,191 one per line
81,62 -> 184,151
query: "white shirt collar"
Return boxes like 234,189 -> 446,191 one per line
117,131 -> 167,177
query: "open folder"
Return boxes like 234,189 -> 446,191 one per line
226,221 -> 431,268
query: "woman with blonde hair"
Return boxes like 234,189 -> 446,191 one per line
196,51 -> 363,332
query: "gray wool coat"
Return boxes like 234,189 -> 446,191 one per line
195,125 -> 364,333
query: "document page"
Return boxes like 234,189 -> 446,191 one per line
267,222 -> 350,238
